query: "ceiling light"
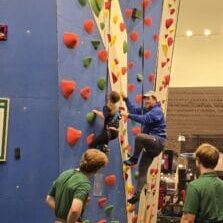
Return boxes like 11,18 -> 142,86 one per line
204,29 -> 211,36
185,30 -> 193,37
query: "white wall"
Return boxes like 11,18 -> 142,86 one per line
170,35 -> 223,87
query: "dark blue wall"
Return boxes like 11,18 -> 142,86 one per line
0,0 -> 58,222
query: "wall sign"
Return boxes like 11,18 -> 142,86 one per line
0,98 -> 10,161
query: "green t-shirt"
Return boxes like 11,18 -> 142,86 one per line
183,172 -> 223,222
48,169 -> 91,220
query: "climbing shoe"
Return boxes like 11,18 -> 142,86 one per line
127,191 -> 140,204
123,157 -> 138,167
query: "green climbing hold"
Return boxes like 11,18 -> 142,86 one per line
82,220 -> 90,223
139,45 -> 144,57
110,221 -> 119,223
89,0 -> 102,17
132,8 -> 142,21
123,41 -> 128,54
134,171 -> 139,179
97,77 -> 106,90
137,73 -> 143,82
78,0 -> 87,6
105,204 -> 114,215
91,40 -> 101,50
100,22 -> 105,30
86,111 -> 96,124
83,57 -> 92,68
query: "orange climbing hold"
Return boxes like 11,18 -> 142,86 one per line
105,174 -> 116,186
98,197 -> 107,208
66,127 -> 82,146
121,67 -> 127,75
141,0 -> 151,9
105,1 -> 111,9
80,86 -> 91,100
83,19 -> 95,33
135,94 -> 142,104
98,49 -> 108,62
144,49 -> 152,59
112,72 -> 118,84
86,133 -> 94,145
120,22 -> 126,32
60,80 -> 76,98
144,16 -> 152,26
125,8 -> 133,18
148,73 -> 155,82
170,8 -> 176,15
132,215 -> 138,223
63,32 -> 79,49
153,33 -> 159,42
165,18 -> 174,29
97,219 -> 107,223
128,83 -> 135,91
167,36 -> 173,46
132,127 -> 141,136
130,31 -> 139,42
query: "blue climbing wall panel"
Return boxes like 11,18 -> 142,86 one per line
0,0 -> 163,222
0,0 -> 58,222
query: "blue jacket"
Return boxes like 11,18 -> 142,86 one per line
125,98 -> 167,138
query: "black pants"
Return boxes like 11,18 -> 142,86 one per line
132,133 -> 165,193
89,128 -> 118,149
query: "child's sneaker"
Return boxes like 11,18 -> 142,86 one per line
101,144 -> 110,154
123,157 -> 138,167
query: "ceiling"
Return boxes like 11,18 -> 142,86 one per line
176,0 -> 223,37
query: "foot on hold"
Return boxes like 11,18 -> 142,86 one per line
100,144 -> 110,154
127,191 -> 140,204
123,157 -> 138,167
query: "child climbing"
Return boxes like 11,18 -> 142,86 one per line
89,91 -> 121,153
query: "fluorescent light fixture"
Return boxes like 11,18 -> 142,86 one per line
185,30 -> 193,37
204,29 -> 211,36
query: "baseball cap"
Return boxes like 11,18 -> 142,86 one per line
143,91 -> 157,100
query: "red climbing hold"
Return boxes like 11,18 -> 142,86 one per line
164,74 -> 171,85
120,22 -> 126,32
105,1 -> 111,9
98,197 -> 107,208
97,219 -> 107,223
135,94 -> 142,104
121,67 -> 127,75
63,32 -> 79,49
132,214 -> 138,223
150,168 -> 158,174
128,61 -> 135,69
98,49 -> 108,62
141,0 -> 151,9
165,18 -> 174,29
60,80 -> 76,98
144,16 -> 153,26
66,127 -> 82,146
161,61 -> 167,68
105,174 -> 116,186
132,127 -> 141,136
86,133 -> 94,145
128,83 -> 135,91
80,86 -> 91,100
112,72 -> 118,84
125,8 -> 133,18
114,58 -> 119,65
170,8 -> 176,15
153,33 -> 159,42
144,49 -> 152,59
120,134 -> 124,145
148,73 -> 155,82
167,36 -> 173,46
130,31 -> 139,42
83,19 -> 94,34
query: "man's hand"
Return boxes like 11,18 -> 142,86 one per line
121,111 -> 128,118
180,213 -> 195,223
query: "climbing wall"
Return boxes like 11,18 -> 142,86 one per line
57,0 -> 168,223
137,0 -> 180,222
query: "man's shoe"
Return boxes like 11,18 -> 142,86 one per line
123,157 -> 138,167
127,192 -> 140,204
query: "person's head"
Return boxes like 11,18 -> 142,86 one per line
79,149 -> 108,174
195,143 -> 219,171
109,91 -> 120,104
143,91 -> 158,108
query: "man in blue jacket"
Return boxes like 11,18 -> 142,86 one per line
122,91 -> 166,204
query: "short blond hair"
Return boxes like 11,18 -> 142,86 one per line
195,143 -> 219,169
80,149 -> 108,173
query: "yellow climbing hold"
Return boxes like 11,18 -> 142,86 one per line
113,15 -> 118,24
162,42 -> 168,57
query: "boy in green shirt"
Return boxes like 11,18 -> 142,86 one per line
181,143 -> 223,223
46,149 -> 108,223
